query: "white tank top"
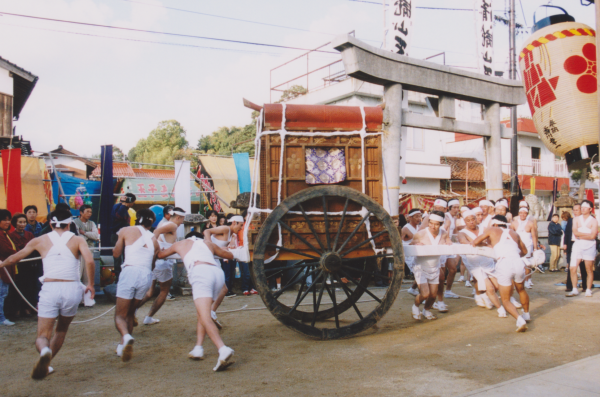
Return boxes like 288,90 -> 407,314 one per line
210,228 -> 231,248
183,237 -> 219,273
123,226 -> 155,271
494,229 -> 521,259
480,214 -> 492,229
414,230 -> 442,269
402,224 -> 419,245
158,220 -> 176,247
460,228 -> 492,268
575,215 -> 596,249
516,218 -> 533,247
41,231 -> 80,282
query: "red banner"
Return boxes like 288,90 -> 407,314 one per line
1,149 -> 22,215
196,164 -> 221,213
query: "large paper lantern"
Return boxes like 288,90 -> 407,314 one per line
519,6 -> 598,170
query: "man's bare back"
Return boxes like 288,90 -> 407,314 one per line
154,222 -> 178,244
158,238 -> 233,262
471,227 -> 527,257
411,229 -> 452,246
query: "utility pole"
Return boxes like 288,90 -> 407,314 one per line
509,0 -> 519,196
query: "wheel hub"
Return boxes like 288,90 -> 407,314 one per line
321,252 -> 342,273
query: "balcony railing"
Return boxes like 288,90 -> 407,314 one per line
502,159 -> 569,178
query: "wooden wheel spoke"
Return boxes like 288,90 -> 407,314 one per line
337,211 -> 371,254
273,266 -> 318,299
339,269 -> 382,303
266,244 -> 320,260
265,261 -> 313,274
340,230 -> 388,258
278,221 -> 322,256
288,269 -> 323,315
298,203 -> 326,252
333,273 -> 363,320
341,265 -> 390,280
332,198 -> 349,252
322,196 -> 331,251
311,273 -> 328,327
324,279 -> 340,328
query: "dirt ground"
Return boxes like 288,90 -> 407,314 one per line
2,271 -> 600,397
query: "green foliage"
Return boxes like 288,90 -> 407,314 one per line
276,85 -> 307,103
128,120 -> 193,168
91,146 -> 126,161
197,114 -> 257,157
571,165 -> 594,184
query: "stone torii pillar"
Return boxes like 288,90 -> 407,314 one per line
332,34 -> 526,202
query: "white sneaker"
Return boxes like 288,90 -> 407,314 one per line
433,301 -> 449,313
48,366 -> 54,375
407,287 -> 419,296
1,319 -> 15,326
510,297 -> 522,309
482,295 -> 494,310
475,294 -> 486,308
412,304 -> 422,320
211,311 -> 223,330
522,311 -> 531,322
32,347 -> 52,380
444,290 -> 460,299
422,309 -> 437,320
116,344 -> 124,357
465,280 -> 472,288
525,280 -> 532,289
516,316 -> 527,332
121,334 -> 135,362
585,289 -> 593,297
566,289 -> 579,297
213,346 -> 235,371
143,316 -> 160,325
472,288 -> 476,296
529,279 -> 534,286
497,306 -> 507,318
188,345 -> 204,360
458,276 -> 465,282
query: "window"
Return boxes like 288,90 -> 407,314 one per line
531,147 -> 540,160
406,127 -> 424,151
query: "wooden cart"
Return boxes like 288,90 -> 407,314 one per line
246,103 -> 404,340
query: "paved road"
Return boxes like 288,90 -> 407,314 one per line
460,354 -> 600,396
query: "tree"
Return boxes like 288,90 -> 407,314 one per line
92,146 -> 126,161
197,113 -> 257,157
571,165 -> 595,202
128,120 -> 193,168
275,85 -> 307,103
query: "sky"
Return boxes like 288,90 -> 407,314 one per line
0,0 -> 596,157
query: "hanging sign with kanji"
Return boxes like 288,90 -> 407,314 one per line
387,0 -> 415,56
474,0 -> 494,76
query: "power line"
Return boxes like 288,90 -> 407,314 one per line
348,1 -> 504,11
118,0 -> 337,36
0,11 -> 339,54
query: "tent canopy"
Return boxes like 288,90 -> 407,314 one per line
197,155 -> 256,209
0,157 -> 50,220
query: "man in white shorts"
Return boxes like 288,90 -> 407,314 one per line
0,209 -> 95,379
137,206 -> 186,325
511,207 -> 538,289
568,199 -> 598,297
410,210 -> 452,320
443,199 -> 462,299
457,210 -> 507,317
471,215 -> 530,332
158,235 -> 239,371
113,209 -> 159,362
402,209 -> 421,296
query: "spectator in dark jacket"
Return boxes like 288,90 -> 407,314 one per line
548,214 -> 563,272
0,209 -> 16,326
9,213 -> 35,317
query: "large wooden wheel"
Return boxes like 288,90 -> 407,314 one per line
252,185 -> 404,340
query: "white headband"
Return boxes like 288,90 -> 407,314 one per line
408,209 -> 421,216
460,206 -> 470,213
480,200 -> 492,207
228,215 -> 244,223
473,207 -> 483,214
519,201 -> 528,208
581,202 -> 591,209
433,199 -> 447,208
429,214 -> 445,223
448,199 -> 460,207
51,216 -> 72,226
491,219 -> 510,226
495,201 -> 508,209
463,210 -> 476,218
519,207 -> 529,213
168,210 -> 187,216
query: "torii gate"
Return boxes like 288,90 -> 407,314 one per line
332,34 -> 527,216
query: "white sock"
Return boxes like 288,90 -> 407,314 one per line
41,347 -> 52,356
277,283 -> 281,289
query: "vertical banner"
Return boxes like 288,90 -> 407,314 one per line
174,160 -> 191,238
196,162 -> 221,213
388,0 -> 415,56
99,145 -> 113,255
1,149 -> 22,215
233,153 -> 252,194
474,0 -> 494,76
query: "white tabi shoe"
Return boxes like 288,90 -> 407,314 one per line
510,297 -> 522,309
116,344 -> 124,357
444,290 -> 460,299
475,294 -> 486,308
585,289 -> 593,297
213,346 -> 235,372
433,301 -> 449,313
121,334 -> 135,362
521,311 -> 531,322
211,311 -> 223,329
566,289 -> 579,297
458,276 -> 465,282
516,316 -> 528,332
188,345 -> 204,360
48,366 -> 54,375
143,316 -> 160,325
482,295 -> 494,310
465,280 -> 472,288
422,309 -> 437,320
497,306 -> 507,318
407,287 -> 419,296
32,347 -> 52,380
412,304 -> 422,320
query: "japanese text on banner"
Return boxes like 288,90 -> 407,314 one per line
387,0 -> 415,56
475,0 -> 494,76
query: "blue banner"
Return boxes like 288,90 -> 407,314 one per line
233,152 -> 251,194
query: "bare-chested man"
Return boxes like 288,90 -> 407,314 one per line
457,210 -> 506,317
158,236 -> 238,371
0,209 -> 95,379
471,215 -> 530,332
410,210 -> 452,320
479,200 -> 494,229
402,209 -> 422,297
495,199 -> 513,223
443,199 -> 462,299
568,199 -> 598,297
113,209 -> 159,362
137,207 -> 186,325
511,207 -> 538,289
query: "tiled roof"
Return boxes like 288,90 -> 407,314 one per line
91,162 -> 135,178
